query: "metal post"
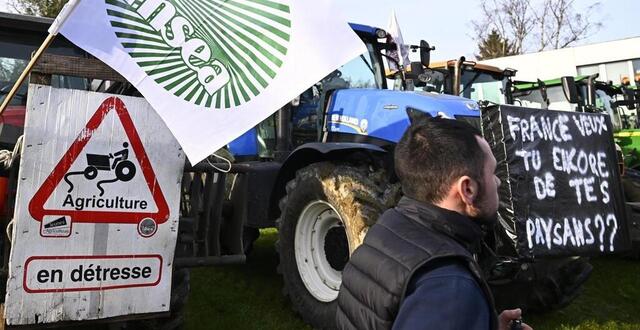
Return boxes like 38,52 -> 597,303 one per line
453,57 -> 465,96
275,104 -> 291,160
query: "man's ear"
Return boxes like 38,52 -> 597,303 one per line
456,175 -> 479,206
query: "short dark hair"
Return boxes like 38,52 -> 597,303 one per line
394,117 -> 485,204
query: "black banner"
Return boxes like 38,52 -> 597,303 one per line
482,105 -> 631,258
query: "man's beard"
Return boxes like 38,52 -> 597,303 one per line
470,211 -> 498,227
468,192 -> 498,226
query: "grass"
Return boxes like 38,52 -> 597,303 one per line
527,257 -> 640,330
185,229 -> 309,330
186,229 -> 640,330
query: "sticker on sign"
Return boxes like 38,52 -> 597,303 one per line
41,215 -> 72,238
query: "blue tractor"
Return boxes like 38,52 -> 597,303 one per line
198,23 -> 589,328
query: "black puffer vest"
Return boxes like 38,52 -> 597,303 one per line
335,197 -> 498,330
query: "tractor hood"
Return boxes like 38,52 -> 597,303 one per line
326,89 -> 481,143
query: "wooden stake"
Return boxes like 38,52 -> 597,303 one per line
0,33 -> 57,116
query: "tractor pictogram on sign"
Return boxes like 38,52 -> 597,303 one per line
28,97 -> 169,225
64,142 -> 137,197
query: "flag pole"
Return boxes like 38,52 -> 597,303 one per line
0,0 -> 81,116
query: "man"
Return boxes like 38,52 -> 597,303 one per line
335,117 -> 532,330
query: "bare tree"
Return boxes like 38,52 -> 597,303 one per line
535,0 -> 602,50
471,0 -> 533,54
471,0 -> 602,57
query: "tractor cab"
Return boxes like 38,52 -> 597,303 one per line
513,76 -> 588,110
286,24 -> 390,148
230,23 -> 482,157
228,23 -> 392,158
427,58 -> 517,105
512,75 -> 640,129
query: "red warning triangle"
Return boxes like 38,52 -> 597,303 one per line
29,97 -> 170,225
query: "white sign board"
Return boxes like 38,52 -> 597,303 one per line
5,86 -> 184,325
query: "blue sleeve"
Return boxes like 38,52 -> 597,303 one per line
392,262 -> 491,330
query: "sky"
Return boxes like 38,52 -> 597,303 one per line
330,0 -> 640,60
0,0 -> 638,60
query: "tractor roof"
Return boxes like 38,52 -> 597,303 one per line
429,59 -> 507,75
514,75 -> 626,96
514,76 -> 590,90
0,11 -> 52,31
348,23 -> 385,41
0,12 -> 85,60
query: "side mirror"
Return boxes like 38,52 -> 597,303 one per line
504,79 -> 514,105
623,87 -> 637,110
409,62 -> 425,76
420,40 -> 433,68
586,75 -> 597,107
537,79 -> 549,108
561,76 -> 580,104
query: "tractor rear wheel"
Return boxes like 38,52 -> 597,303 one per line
489,256 -> 592,312
276,162 -> 399,328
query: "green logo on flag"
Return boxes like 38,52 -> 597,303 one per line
105,0 -> 291,109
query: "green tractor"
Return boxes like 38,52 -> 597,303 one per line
610,83 -> 640,170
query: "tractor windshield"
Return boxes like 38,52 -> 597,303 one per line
459,70 -> 506,104
514,85 -> 577,111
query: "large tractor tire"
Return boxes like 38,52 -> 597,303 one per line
489,256 -> 592,313
276,162 -> 400,328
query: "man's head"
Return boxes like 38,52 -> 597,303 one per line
394,117 -> 500,222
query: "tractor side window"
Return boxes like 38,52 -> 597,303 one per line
291,86 -> 321,146
257,115 -> 276,158
595,89 -> 623,131
289,44 -> 382,147
335,46 -> 379,89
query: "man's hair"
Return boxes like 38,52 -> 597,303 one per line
394,117 -> 486,204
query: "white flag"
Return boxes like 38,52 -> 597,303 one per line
386,10 -> 410,71
56,0 -> 366,163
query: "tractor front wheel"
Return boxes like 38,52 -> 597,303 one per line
276,162 -> 399,328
